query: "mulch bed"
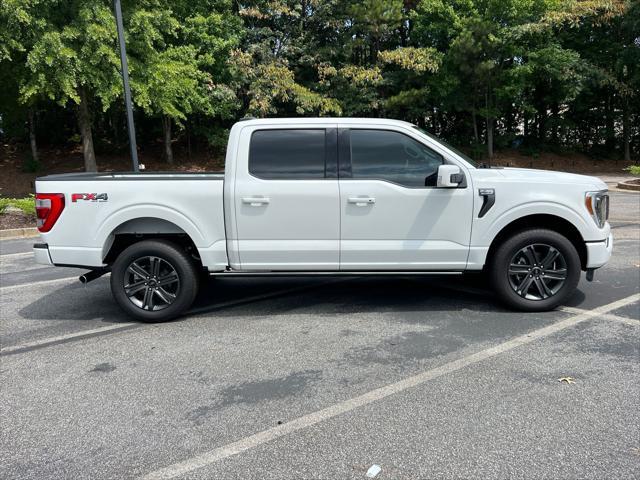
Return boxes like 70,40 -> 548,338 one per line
0,213 -> 36,230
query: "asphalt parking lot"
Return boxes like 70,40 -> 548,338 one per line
1,190 -> 639,479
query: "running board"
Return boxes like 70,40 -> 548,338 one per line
211,270 -> 464,277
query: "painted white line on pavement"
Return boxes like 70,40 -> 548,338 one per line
141,292 -> 640,480
1,280 -> 343,355
559,305 -> 640,327
0,251 -> 33,259
0,276 -> 79,291
0,323 -> 137,354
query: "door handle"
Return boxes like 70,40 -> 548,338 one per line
242,196 -> 270,206
348,196 -> 376,206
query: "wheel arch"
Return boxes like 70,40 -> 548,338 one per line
485,214 -> 587,271
102,217 -> 201,266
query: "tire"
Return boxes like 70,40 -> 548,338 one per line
110,240 -> 199,322
489,229 -> 581,311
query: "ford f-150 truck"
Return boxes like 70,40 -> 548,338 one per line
33,118 -> 612,321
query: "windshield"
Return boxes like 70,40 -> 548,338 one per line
412,126 -> 478,168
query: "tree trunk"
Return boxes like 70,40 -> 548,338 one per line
504,104 -> 513,135
550,101 -> 559,144
622,104 -> 631,162
537,110 -> 547,143
486,118 -> 494,162
77,87 -> 97,172
399,12 -> 408,47
371,35 -> 380,64
604,94 -> 615,152
301,0 -> 307,31
431,105 -> 437,134
162,115 -> 174,164
471,108 -> 479,143
28,107 -> 39,163
534,85 -> 546,143
112,107 -> 120,150
485,91 -> 493,162
186,121 -> 192,162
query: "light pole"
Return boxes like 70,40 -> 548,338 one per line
113,0 -> 140,172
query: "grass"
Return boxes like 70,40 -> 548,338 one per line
0,195 -> 36,216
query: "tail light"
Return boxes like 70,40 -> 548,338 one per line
35,193 -> 65,232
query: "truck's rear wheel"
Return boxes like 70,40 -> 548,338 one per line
490,229 -> 581,311
110,240 -> 199,322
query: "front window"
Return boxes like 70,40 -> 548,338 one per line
412,126 -> 478,168
350,129 -> 443,187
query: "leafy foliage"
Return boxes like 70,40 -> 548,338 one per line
0,195 -> 36,215
0,0 -> 638,170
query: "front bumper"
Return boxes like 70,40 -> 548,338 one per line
585,233 -> 613,269
33,243 -> 53,266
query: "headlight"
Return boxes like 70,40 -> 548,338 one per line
585,190 -> 609,228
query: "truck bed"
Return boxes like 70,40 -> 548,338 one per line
35,172 -> 227,270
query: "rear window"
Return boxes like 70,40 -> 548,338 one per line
249,129 -> 326,179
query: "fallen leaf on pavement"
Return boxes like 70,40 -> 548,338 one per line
558,377 -> 576,384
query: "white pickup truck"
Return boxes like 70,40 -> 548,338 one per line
33,118 -> 612,321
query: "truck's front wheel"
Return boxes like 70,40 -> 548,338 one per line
110,240 -> 199,322
490,229 -> 581,311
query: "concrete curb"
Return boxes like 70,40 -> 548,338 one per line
0,227 -> 39,240
617,179 -> 640,192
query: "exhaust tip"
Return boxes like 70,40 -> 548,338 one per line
78,268 -> 109,284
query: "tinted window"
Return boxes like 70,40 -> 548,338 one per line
412,125 -> 477,167
350,129 -> 443,187
249,129 -> 325,179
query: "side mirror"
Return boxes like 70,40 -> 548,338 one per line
437,164 -> 463,188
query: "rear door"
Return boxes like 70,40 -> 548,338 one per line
338,125 -> 474,270
233,125 -> 340,270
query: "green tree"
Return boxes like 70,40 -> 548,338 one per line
349,0 -> 403,64
9,0 -> 123,171
230,1 -> 342,117
128,0 -> 242,163
1,0 -> 638,170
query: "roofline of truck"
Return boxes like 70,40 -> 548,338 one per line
36,172 -> 224,182
235,117 -> 415,127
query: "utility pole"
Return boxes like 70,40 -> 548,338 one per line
113,0 -> 140,172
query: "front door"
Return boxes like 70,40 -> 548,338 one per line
234,126 -> 340,270
339,126 -> 474,270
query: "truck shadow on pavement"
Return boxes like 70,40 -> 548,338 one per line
17,274 -> 585,324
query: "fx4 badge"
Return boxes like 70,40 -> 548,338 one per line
71,193 -> 108,202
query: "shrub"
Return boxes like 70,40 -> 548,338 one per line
625,165 -> 640,177
0,195 -> 36,216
